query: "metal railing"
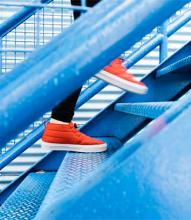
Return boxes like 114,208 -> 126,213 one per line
0,0 -> 190,178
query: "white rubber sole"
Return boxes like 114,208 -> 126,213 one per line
41,141 -> 107,153
96,70 -> 148,94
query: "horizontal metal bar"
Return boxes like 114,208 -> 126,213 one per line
0,2 -> 89,11
0,49 -> 33,53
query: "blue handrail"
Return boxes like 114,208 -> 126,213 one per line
0,0 -> 190,169
0,0 -> 189,147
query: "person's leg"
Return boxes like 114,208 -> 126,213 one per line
42,0 -> 107,153
51,88 -> 81,123
42,0 -> 148,152
51,0 -> 100,123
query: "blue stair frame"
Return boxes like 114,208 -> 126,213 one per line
157,55 -> 191,76
0,0 -> 190,219
40,94 -> 191,219
115,102 -> 174,119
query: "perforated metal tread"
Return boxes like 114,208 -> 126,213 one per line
115,102 -> 173,119
157,55 -> 191,77
0,172 -> 55,220
35,137 -> 121,218
40,101 -> 191,220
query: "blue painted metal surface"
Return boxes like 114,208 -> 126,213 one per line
0,172 -> 55,220
115,102 -> 173,119
124,34 -> 163,68
76,80 -> 107,109
0,0 -> 189,147
168,8 -> 191,37
158,21 -> 168,63
157,55 -> 191,76
0,0 -> 53,38
0,38 -> 2,75
0,126 -> 43,170
156,41 -> 191,77
0,80 -> 107,171
1,5 -> 190,171
35,137 -> 121,219
0,1 -> 190,217
41,104 -> 191,219
0,152 -> 65,205
80,41 -> 191,141
35,84 -> 191,219
124,11 -> 191,67
2,37 -> 189,203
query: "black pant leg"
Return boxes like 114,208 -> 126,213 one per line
51,88 -> 82,122
51,0 -> 101,122
72,0 -> 101,19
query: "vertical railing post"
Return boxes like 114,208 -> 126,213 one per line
0,37 -> 3,157
35,11 -> 41,47
0,37 -> 2,75
158,21 -> 168,63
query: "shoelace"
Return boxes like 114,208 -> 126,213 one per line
112,58 -> 129,71
114,58 -> 124,64
112,59 -> 136,80
69,123 -> 84,137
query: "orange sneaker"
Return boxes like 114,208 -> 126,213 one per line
96,58 -> 148,94
41,122 -> 107,152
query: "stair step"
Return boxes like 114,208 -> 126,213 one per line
35,137 -> 122,218
35,91 -> 191,219
0,172 -> 55,220
46,98 -> 191,220
115,102 -> 173,119
156,55 -> 191,77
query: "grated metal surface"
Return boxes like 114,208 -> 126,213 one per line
0,172 -> 55,220
41,102 -> 191,219
157,55 -> 191,76
36,137 -> 121,216
115,102 -> 174,119
0,0 -> 190,191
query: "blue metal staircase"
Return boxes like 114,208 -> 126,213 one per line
39,90 -> 191,220
0,0 -> 191,219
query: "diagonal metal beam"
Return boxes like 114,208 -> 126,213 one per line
0,0 -> 189,147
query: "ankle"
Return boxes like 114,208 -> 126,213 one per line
50,118 -> 70,125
